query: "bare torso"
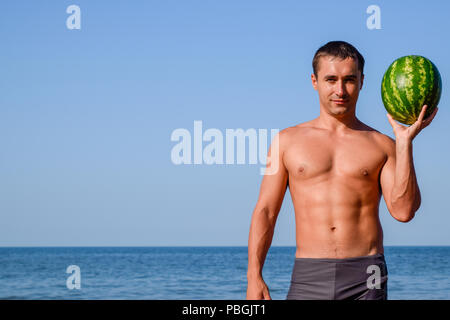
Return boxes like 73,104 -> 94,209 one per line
283,119 -> 388,259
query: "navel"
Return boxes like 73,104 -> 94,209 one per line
330,227 -> 336,231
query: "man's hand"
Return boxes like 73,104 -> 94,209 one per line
246,277 -> 272,300
386,105 -> 438,142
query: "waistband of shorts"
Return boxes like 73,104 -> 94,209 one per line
294,253 -> 385,263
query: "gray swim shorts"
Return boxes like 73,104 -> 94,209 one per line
286,253 -> 388,300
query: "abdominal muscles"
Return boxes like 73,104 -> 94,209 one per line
291,179 -> 383,259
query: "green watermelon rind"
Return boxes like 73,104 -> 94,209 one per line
381,55 -> 442,125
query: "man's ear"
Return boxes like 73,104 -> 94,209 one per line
311,73 -> 318,90
360,74 -> 364,90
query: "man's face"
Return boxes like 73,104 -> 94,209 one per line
311,56 -> 364,116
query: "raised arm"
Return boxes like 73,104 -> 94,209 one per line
380,135 -> 421,222
381,105 -> 438,222
246,130 -> 289,300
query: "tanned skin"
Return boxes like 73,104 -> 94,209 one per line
246,56 -> 438,300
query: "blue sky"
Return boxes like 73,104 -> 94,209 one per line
0,0 -> 449,246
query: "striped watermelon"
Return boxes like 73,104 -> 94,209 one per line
381,55 -> 442,125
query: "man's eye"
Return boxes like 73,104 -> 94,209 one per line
326,79 -> 336,82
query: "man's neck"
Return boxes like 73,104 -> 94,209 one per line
314,110 -> 362,134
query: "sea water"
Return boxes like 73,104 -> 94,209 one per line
0,246 -> 448,300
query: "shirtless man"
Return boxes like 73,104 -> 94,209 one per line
246,41 -> 438,300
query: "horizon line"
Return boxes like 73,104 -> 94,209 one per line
0,245 -> 449,248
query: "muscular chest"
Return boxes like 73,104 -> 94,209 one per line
284,134 -> 386,181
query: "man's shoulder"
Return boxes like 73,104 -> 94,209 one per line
279,121 -> 316,138
375,132 -> 395,146
274,123 -> 312,155
367,127 -> 395,156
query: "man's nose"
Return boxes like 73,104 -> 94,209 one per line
336,80 -> 347,97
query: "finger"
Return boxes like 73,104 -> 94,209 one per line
411,105 -> 429,131
417,105 -> 428,123
387,112 -> 407,131
422,107 -> 438,128
429,106 -> 438,120
386,113 -> 398,128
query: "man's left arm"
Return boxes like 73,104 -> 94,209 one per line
384,105 -> 438,222
390,139 -> 421,221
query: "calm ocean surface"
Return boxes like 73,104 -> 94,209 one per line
0,246 -> 448,300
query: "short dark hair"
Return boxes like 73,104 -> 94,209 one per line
312,41 -> 365,76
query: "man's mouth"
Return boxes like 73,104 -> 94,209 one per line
332,100 -> 349,105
